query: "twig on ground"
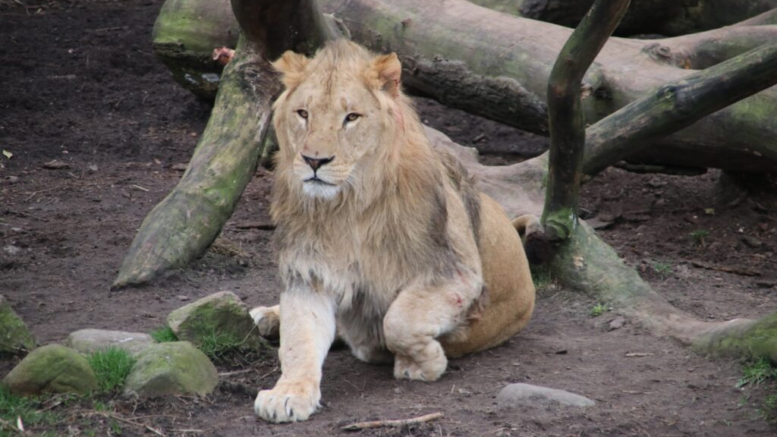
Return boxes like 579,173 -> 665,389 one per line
232,221 -> 276,231
690,261 -> 761,277
341,412 -> 444,431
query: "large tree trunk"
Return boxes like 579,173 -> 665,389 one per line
151,0 -> 777,173
469,0 -> 777,36
323,0 -> 777,173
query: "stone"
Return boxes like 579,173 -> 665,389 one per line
742,236 -> 764,249
66,329 -> 154,356
2,344 -> 98,396
167,291 -> 265,351
608,316 -> 626,331
0,295 -> 36,355
497,383 -> 595,409
123,342 -> 218,398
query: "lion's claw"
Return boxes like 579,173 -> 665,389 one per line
255,381 -> 320,423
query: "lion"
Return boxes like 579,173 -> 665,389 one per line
250,40 -> 540,423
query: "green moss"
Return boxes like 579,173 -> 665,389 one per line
0,298 -> 36,355
87,348 -> 136,393
2,345 -> 98,396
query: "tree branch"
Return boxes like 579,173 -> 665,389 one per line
584,42 -> 777,176
114,0 -> 338,288
542,0 -> 630,241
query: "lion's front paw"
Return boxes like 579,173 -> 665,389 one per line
393,343 -> 447,382
249,305 -> 280,339
254,380 -> 320,423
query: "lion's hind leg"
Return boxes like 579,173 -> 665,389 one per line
250,305 -> 280,339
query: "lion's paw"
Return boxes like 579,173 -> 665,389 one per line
249,305 -> 280,339
393,350 -> 447,382
255,380 -> 320,423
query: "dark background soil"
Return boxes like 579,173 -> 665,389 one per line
1,0 -> 776,436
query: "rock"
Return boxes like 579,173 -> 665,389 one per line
0,295 -> 36,355
123,342 -> 218,398
497,383 -> 595,409
167,291 -> 264,351
741,236 -> 764,249
66,329 -> 154,356
3,344 -> 98,395
608,316 -> 626,331
41,159 -> 70,169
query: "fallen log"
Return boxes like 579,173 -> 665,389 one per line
150,0 -> 777,173
469,0 -> 777,36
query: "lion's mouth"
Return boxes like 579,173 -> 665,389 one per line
304,177 -> 336,186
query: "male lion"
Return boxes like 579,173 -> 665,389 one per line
251,40 -> 538,423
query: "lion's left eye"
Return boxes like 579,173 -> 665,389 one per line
344,113 -> 361,123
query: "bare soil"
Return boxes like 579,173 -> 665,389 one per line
1,1 -> 776,436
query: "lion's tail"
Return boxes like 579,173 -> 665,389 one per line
511,214 -> 553,265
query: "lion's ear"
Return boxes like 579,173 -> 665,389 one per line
367,53 -> 402,98
272,51 -> 310,89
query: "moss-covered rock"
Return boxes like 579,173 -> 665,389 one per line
167,291 -> 265,354
0,295 -> 36,355
66,329 -> 155,356
123,341 -> 218,398
2,344 -> 98,396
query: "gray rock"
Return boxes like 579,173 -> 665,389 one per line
608,316 -> 626,331
0,295 -> 36,355
497,383 -> 595,409
167,291 -> 265,352
123,342 -> 218,398
3,344 -> 98,395
66,329 -> 154,356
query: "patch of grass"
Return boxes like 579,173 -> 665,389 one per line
763,394 -> 777,421
0,386 -> 57,430
87,348 -> 136,393
150,325 -> 178,343
531,265 -> 553,291
652,262 -> 673,278
689,229 -> 710,247
196,325 -> 246,360
590,303 -> 608,317
738,358 -> 777,388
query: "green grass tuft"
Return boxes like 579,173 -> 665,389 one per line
738,358 -> 777,388
689,229 -> 710,247
652,262 -> 673,278
195,325 -> 246,360
531,266 -> 553,292
150,325 -> 178,343
590,303 -> 608,317
0,386 -> 57,430
87,348 -> 136,393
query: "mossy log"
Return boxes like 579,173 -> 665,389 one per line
152,0 -> 240,100
113,39 -> 279,289
152,0 -> 777,173
323,0 -> 777,173
113,0 -> 340,288
469,0 -> 777,37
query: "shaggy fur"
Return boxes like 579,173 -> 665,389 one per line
252,40 -> 536,423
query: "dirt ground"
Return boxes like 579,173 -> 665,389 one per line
1,1 -> 776,436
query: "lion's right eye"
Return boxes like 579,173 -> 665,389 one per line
297,109 -> 309,119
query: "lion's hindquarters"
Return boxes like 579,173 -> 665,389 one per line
441,195 -> 536,358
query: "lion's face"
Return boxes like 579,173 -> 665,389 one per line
271,41 -> 402,200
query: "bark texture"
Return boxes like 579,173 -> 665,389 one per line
114,0 -> 342,288
543,0 -> 630,241
113,38 -> 279,289
321,0 -> 777,173
470,0 -> 777,36
150,0 -> 777,173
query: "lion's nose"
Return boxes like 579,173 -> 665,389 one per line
302,155 -> 335,171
